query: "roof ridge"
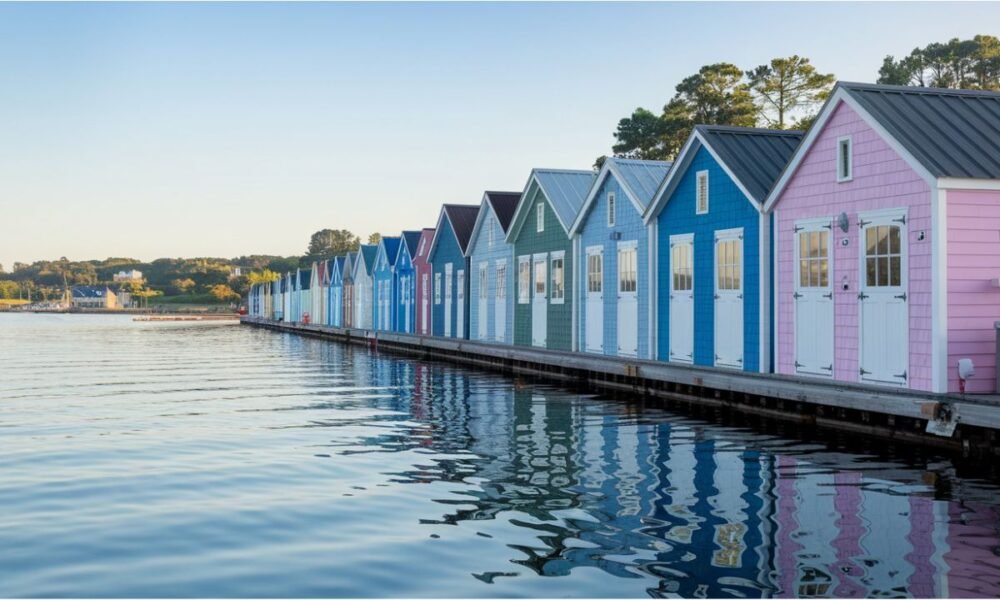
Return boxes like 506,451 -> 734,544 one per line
696,124 -> 804,136
533,167 -> 593,175
840,80 -> 1000,98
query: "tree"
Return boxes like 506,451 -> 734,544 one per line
307,229 -> 359,258
171,278 -> 196,294
612,107 -> 670,160
878,35 -> 1000,90
368,232 -> 382,245
208,284 -> 241,303
12,262 -> 27,272
0,263 -> 4,274
247,269 -> 280,285
746,56 -> 835,129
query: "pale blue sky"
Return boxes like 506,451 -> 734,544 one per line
1,2 -> 996,268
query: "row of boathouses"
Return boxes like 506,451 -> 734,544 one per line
248,82 -> 1000,395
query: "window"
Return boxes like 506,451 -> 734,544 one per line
696,171 -> 709,214
518,257 -> 530,304
536,203 -> 545,232
798,230 -> 830,288
587,252 -> 603,293
671,241 -> 693,291
495,262 -> 507,299
608,192 -> 616,227
865,224 -> 902,287
837,136 -> 853,182
550,253 -> 565,303
434,272 -> 442,304
479,263 -> 488,299
488,217 -> 494,247
618,246 -> 637,293
534,257 -> 547,298
716,239 -> 742,291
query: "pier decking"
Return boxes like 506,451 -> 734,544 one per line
242,317 -> 1000,458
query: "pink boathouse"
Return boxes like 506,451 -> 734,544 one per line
765,82 -> 1000,394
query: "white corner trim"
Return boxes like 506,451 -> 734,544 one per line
648,220 -> 657,359
759,212 -> 771,373
931,186 -> 949,393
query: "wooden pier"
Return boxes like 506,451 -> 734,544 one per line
241,317 -> 1000,459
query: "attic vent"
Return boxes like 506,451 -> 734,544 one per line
696,170 -> 709,214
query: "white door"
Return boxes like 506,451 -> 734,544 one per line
404,276 -> 411,333
444,263 -> 453,337
532,254 -> 547,347
714,230 -> 743,368
421,273 -> 429,334
585,247 -> 603,353
478,262 -> 489,340
495,261 -> 507,342
457,269 -> 465,338
384,280 -> 391,329
669,235 -> 694,363
859,213 -> 909,385
617,242 -> 638,357
794,223 -> 834,376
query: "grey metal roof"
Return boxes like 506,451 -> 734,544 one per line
359,245 -> 378,276
697,125 -> 804,203
443,204 -> 480,254
840,82 -> 1000,179
610,158 -> 672,209
533,169 -> 595,231
71,286 -> 112,298
380,236 -> 401,267
400,230 -> 422,258
483,191 -> 521,233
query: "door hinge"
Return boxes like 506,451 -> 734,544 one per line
737,294 -> 743,300
858,219 -> 871,228
894,370 -> 908,381
793,292 -> 803,299
860,367 -> 871,376
794,360 -> 804,368
793,225 -> 804,233
822,292 -> 833,299
858,292 -> 869,300
714,294 -> 720,299
892,215 -> 907,225
822,364 -> 833,371
895,293 -> 907,301
822,223 -> 833,229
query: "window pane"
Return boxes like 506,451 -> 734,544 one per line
877,226 -> 889,255
866,258 -> 877,286
866,228 -> 877,256
799,260 -> 809,287
890,257 -> 901,286
809,232 -> 820,258
889,226 -> 900,255
799,233 -> 808,259
810,259 -> 820,289
819,259 -> 829,288
818,232 -> 829,258
878,256 -> 889,286
732,264 -> 740,290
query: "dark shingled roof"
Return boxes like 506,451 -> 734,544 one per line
696,125 -> 804,203
401,230 -> 423,258
443,204 -> 481,254
840,82 -> 1000,179
484,191 -> 521,233
380,236 -> 401,267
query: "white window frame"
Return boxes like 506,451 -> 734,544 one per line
434,272 -> 442,304
696,170 -> 709,215
517,256 -> 530,304
479,262 -> 488,300
837,136 -> 853,182
607,192 -> 616,227
495,259 -> 507,300
536,203 -> 545,232
550,251 -> 565,304
488,217 -> 494,248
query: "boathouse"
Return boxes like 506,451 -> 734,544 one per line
647,125 -> 802,372
328,256 -> 346,327
506,168 -> 594,350
311,260 -> 326,326
352,245 -> 377,330
467,191 -> 521,344
570,158 -> 671,358
342,251 -> 356,328
297,267 -> 313,323
765,82 -> 1000,393
413,228 -> 435,335
395,231 -> 422,333
373,236 -> 401,332
428,205 -> 479,338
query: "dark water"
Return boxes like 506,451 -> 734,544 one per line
2,314 -> 999,598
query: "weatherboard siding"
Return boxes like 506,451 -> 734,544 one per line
512,185 -> 574,351
576,173 -> 651,358
656,145 -> 763,371
414,230 -> 434,336
430,219 -> 469,339
946,188 -> 1000,393
468,208 -> 515,345
774,101 -> 933,390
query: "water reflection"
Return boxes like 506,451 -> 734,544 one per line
318,347 -> 1000,598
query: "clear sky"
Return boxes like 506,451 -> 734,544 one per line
1,1 -> 996,269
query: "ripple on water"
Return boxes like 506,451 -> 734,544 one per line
1,314 -> 999,598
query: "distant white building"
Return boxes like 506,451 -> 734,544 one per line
113,270 -> 144,283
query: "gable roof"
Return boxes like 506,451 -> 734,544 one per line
357,245 -> 378,276
570,157 -> 671,235
415,228 -> 435,260
298,268 -> 311,290
508,168 -> 595,240
330,255 -> 345,280
342,252 -> 356,280
428,204 -> 479,260
72,286 -> 113,298
646,125 -> 802,221
400,230 -> 423,259
377,236 -> 401,269
465,191 -> 522,257
765,82 -> 1000,211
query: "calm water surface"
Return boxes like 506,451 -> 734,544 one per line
2,314 -> 999,598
